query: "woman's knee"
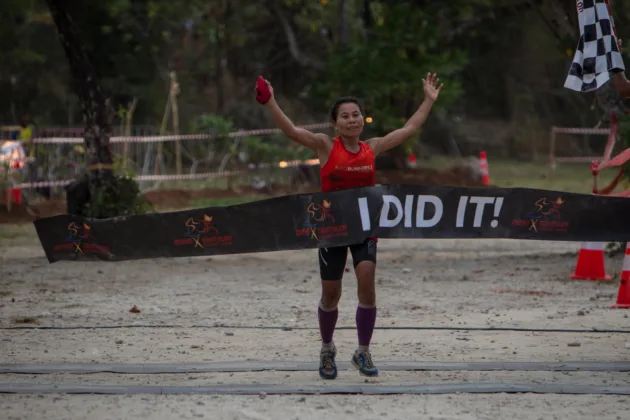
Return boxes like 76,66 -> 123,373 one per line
321,280 -> 342,307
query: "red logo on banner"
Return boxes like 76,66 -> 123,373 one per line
174,214 -> 232,248
511,197 -> 568,233
53,222 -> 110,255
577,1 -> 584,13
296,199 -> 348,240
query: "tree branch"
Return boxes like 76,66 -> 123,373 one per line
444,0 -> 575,42
271,4 -> 326,71
534,7 -> 566,44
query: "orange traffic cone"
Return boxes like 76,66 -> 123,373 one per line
479,151 -> 490,186
611,243 -> 630,309
408,153 -> 417,168
571,242 -> 612,281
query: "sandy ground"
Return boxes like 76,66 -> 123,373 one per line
1,229 -> 630,419
1,394 -> 626,420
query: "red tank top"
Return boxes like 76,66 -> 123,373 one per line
320,136 -> 375,192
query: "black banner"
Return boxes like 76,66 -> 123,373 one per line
33,185 -> 630,263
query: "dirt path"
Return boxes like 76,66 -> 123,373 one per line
1,233 -> 629,419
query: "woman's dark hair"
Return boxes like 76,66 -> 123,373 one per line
330,96 -> 365,121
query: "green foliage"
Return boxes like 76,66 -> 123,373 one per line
241,135 -> 314,164
83,175 -> 153,219
0,0 -> 210,123
310,2 -> 467,153
188,113 -> 235,163
189,113 -> 314,165
4,0 -> 630,163
191,114 -> 234,135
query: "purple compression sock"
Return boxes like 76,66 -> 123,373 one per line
356,305 -> 377,347
318,305 -> 338,344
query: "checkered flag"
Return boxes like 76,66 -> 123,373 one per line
564,0 -> 625,92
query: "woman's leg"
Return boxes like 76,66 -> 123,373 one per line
350,238 -> 379,377
317,246 -> 347,380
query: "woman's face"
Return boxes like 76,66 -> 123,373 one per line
334,102 -> 364,138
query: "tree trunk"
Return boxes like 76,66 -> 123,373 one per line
45,0 -> 145,219
45,0 -> 114,174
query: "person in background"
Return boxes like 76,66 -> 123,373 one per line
17,113 -> 36,158
16,113 -> 50,199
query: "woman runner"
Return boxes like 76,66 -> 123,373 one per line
257,73 -> 443,379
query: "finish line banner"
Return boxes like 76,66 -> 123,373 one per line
33,184 -> 630,263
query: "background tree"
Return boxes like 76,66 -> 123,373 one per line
1,0 -> 627,172
43,0 -> 150,218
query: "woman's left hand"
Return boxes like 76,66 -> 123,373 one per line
423,72 -> 443,102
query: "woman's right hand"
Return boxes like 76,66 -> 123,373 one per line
254,77 -> 274,104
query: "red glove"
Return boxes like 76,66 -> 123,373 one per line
255,76 -> 271,104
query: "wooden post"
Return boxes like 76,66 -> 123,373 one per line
123,97 -> 137,173
155,85 -> 173,176
170,71 -> 182,179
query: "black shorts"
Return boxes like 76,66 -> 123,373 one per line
318,238 -> 377,280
